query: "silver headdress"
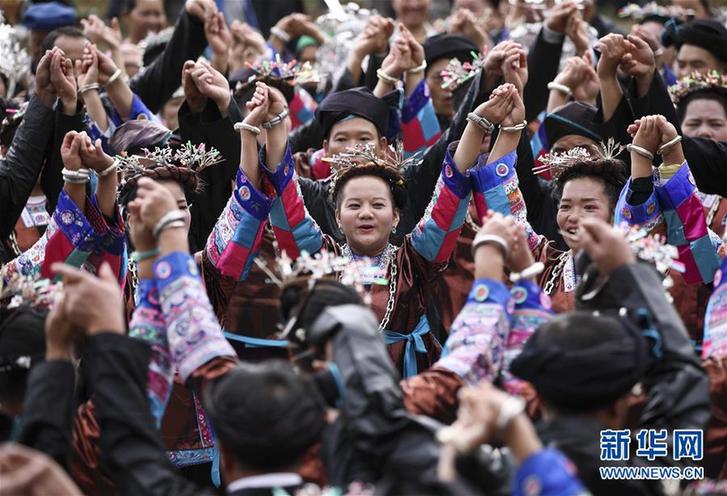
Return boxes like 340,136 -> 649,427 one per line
0,14 -> 30,97
533,138 -> 626,179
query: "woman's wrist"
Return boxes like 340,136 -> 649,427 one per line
158,226 -> 189,256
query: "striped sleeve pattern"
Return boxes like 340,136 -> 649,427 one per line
205,167 -> 276,280
401,80 -> 442,156
410,146 -> 472,262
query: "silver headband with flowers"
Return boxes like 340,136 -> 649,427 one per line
245,54 -> 321,86
533,138 -> 626,179
668,70 -> 727,105
322,141 -> 419,202
116,142 -> 222,189
440,52 -> 486,90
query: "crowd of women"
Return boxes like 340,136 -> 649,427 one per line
0,0 -> 726,494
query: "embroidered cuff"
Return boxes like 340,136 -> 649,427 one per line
153,251 -> 200,294
260,143 -> 295,195
515,448 -> 586,496
615,179 -> 661,225
468,150 -> 518,194
53,191 -> 97,253
442,145 -> 475,199
233,168 -> 275,221
511,280 -> 552,312
654,161 -> 694,212
467,279 -> 512,313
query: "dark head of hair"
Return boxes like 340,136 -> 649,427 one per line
0,100 -> 22,149
40,26 -> 86,55
279,278 -> 363,333
332,163 -> 407,212
552,159 -> 626,212
511,311 -> 649,412
233,71 -> 296,106
117,163 -> 198,210
0,306 -> 47,405
203,360 -> 326,471
676,87 -> 727,123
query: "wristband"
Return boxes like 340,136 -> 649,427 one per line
131,248 -> 160,263
657,135 -> 682,156
467,112 -> 495,133
472,233 -> 508,258
107,68 -> 123,86
495,395 -> 525,432
261,108 -> 290,129
270,26 -> 291,43
376,68 -> 399,85
627,143 -> 655,161
547,81 -> 572,98
501,120 -> 527,133
407,60 -> 427,74
152,210 -> 187,238
79,83 -> 100,94
509,262 -> 545,283
98,159 -> 119,177
234,122 -> 261,135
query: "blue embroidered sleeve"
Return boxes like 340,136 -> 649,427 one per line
153,251 -> 236,383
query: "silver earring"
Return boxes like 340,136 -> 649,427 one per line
392,226 -> 397,234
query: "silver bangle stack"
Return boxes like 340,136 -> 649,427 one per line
62,168 -> 91,184
152,210 -> 187,238
79,83 -> 100,94
509,262 -> 545,283
466,112 -> 495,134
270,26 -> 291,43
627,143 -> 655,161
376,68 -> 399,85
234,121 -> 261,135
501,120 -> 527,133
98,159 -> 119,177
657,135 -> 682,156
407,60 -> 427,74
471,233 -> 508,258
261,108 -> 290,129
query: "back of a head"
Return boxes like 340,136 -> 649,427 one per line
511,311 -> 649,413
0,443 -> 82,496
0,306 -> 46,408
203,361 -> 325,471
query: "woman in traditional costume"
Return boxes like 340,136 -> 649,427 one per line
207,81 -> 520,378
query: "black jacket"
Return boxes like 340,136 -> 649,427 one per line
540,262 -> 712,495
130,11 -> 207,114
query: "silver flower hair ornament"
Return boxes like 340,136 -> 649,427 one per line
440,53 -> 486,90
0,275 -> 64,309
116,142 -> 223,186
0,14 -> 30,97
533,138 -> 626,178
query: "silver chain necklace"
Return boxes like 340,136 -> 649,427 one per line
341,243 -> 398,332
543,251 -> 571,295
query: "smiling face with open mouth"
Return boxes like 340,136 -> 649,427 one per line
336,175 -> 400,258
556,177 -> 612,250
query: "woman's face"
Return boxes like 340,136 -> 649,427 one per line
681,98 -> 727,141
126,0 -> 166,42
393,0 -> 431,29
426,58 -> 455,119
336,176 -> 399,257
159,179 -> 191,230
324,118 -> 385,157
556,177 -> 612,250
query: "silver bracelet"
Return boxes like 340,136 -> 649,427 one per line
270,26 -> 291,43
509,261 -> 545,283
107,68 -> 123,86
62,168 -> 91,183
495,395 -> 525,432
79,83 -> 100,94
547,81 -> 572,98
152,210 -> 187,238
467,112 -> 495,134
234,121 -> 261,135
627,143 -> 655,161
501,120 -> 527,133
98,159 -> 119,177
472,233 -> 508,258
63,176 -> 90,184
407,60 -> 427,74
376,68 -> 399,85
261,108 -> 290,129
657,135 -> 682,156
